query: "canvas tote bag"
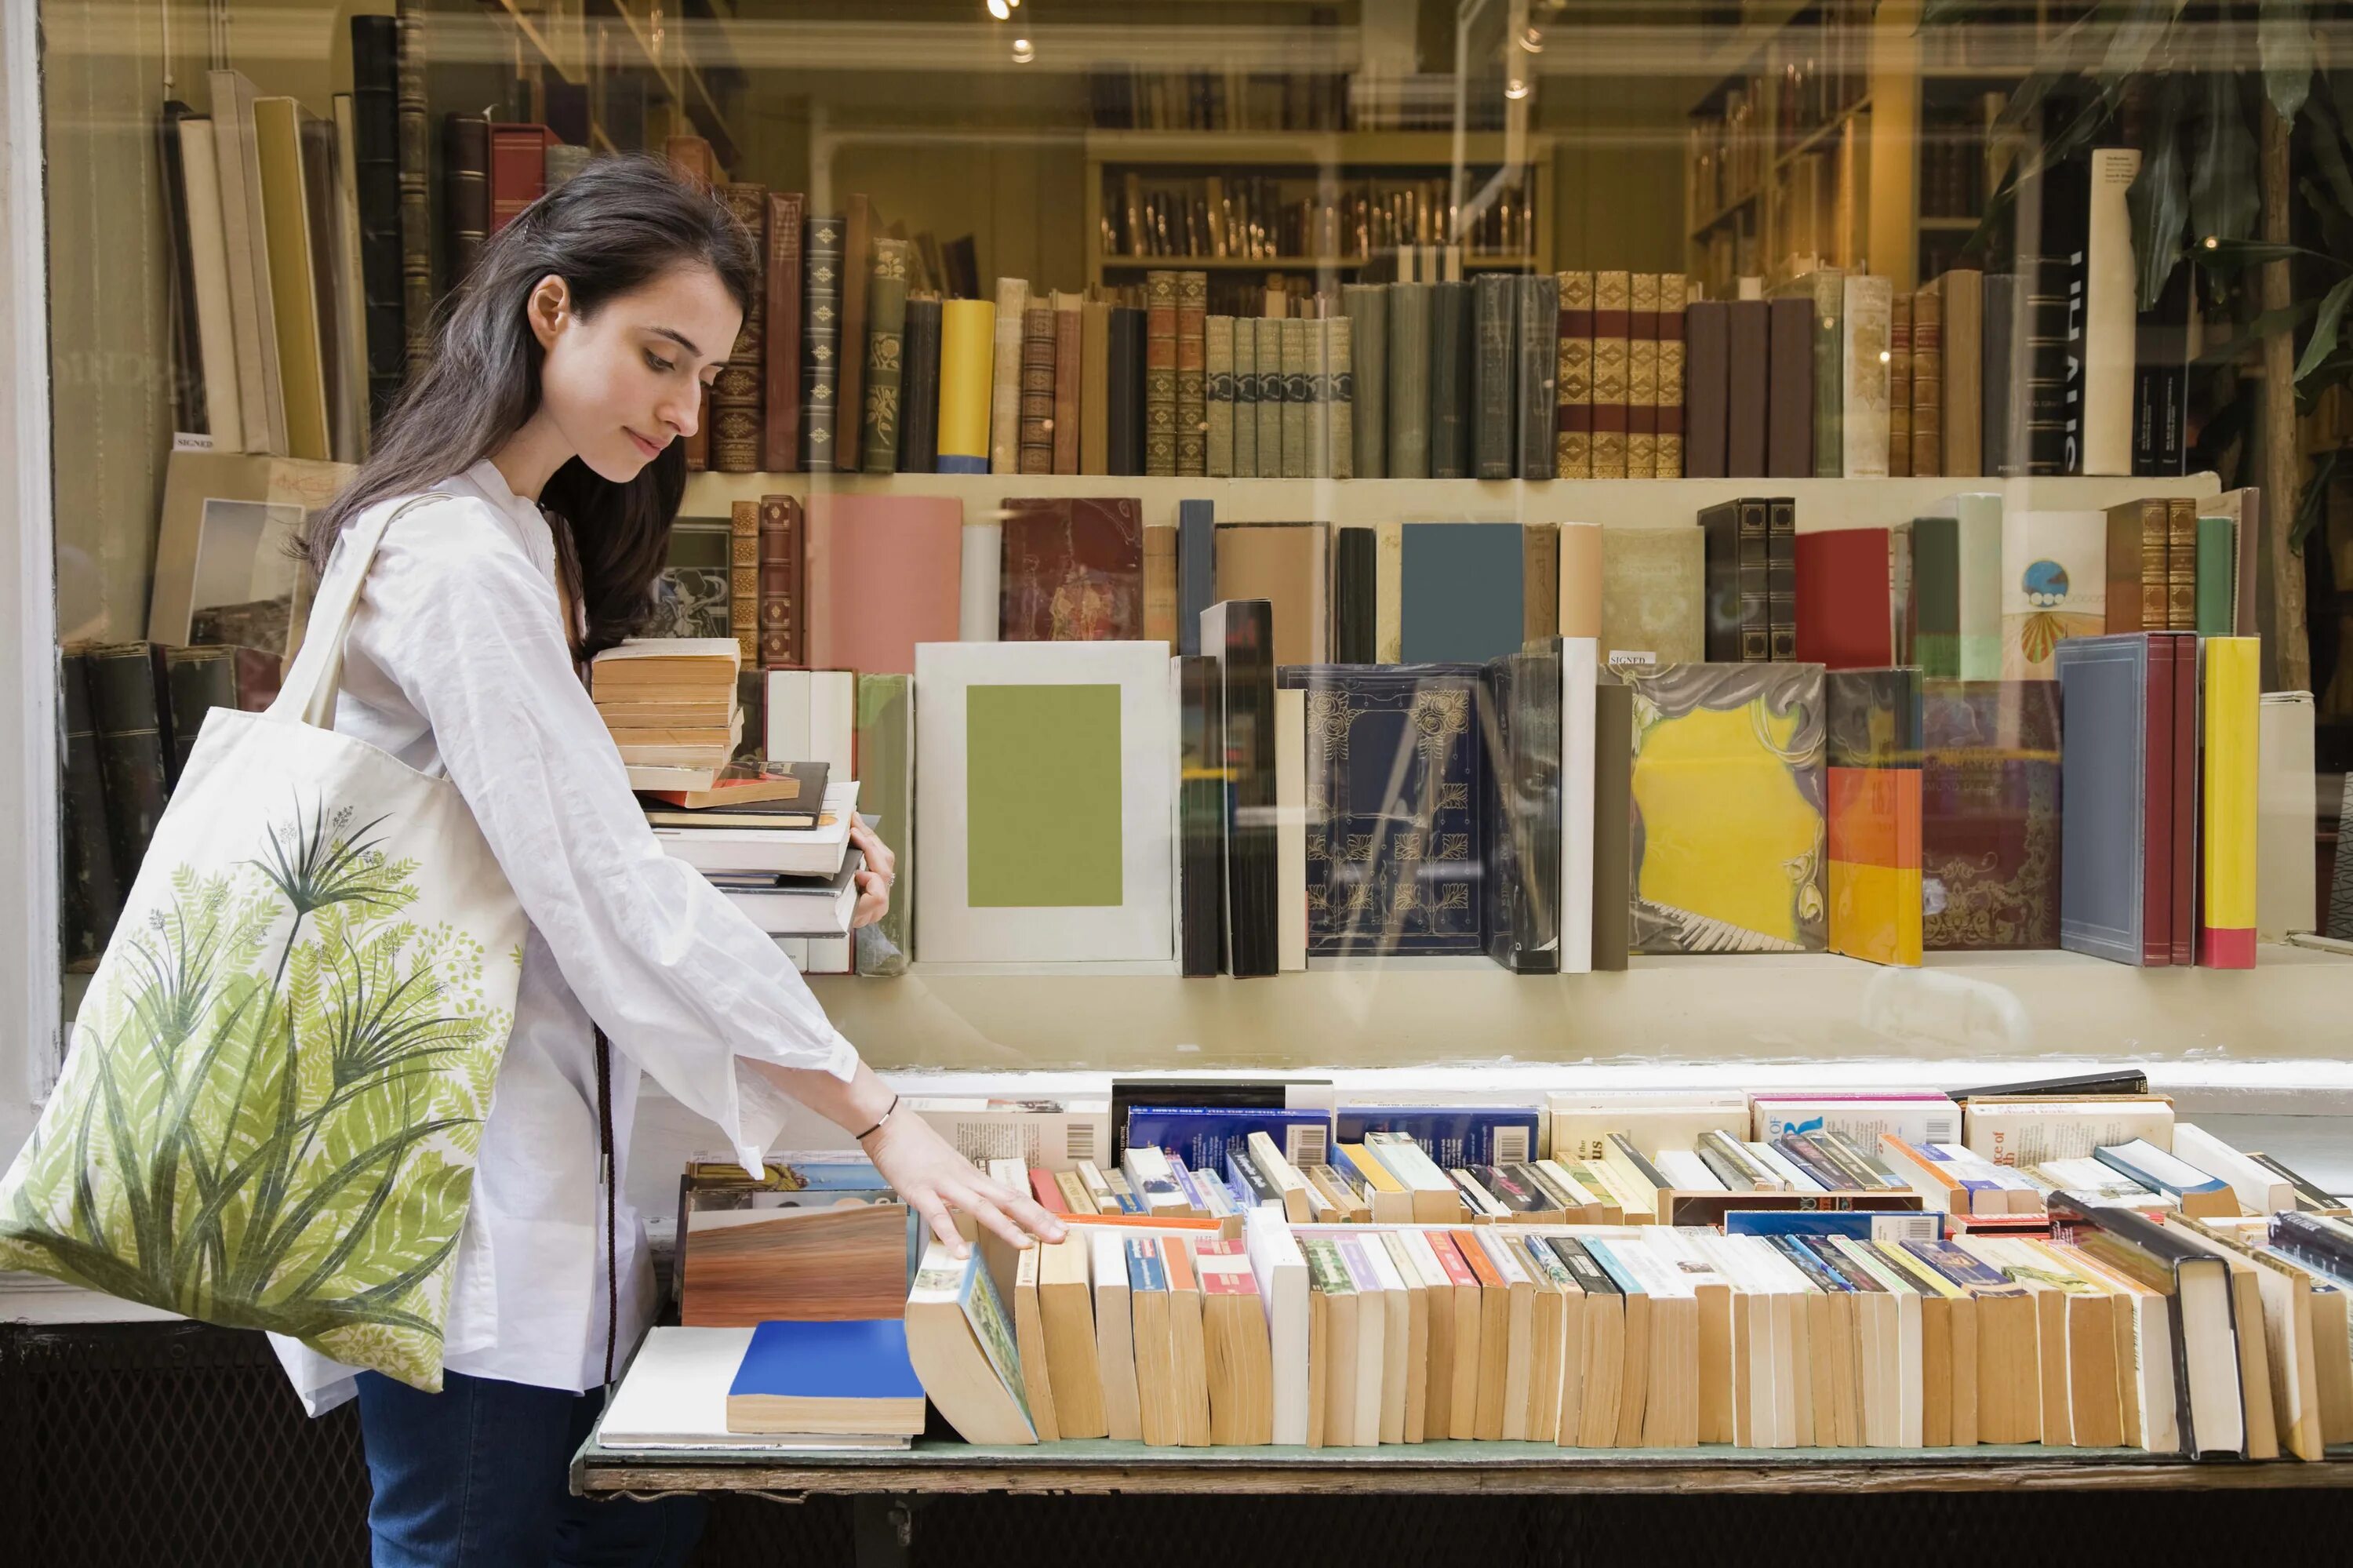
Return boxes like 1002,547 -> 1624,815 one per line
0,493 -> 527,1391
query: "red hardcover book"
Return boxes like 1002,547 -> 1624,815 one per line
998,496 -> 1144,641
1792,528 -> 1893,668
762,191 -> 806,473
487,123 -> 555,233
2141,633 -> 2175,966
835,193 -> 873,471
2168,631 -> 2197,965
1030,1168 -> 1071,1213
758,493 -> 805,670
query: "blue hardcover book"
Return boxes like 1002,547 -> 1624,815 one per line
1177,499 -> 1215,657
1335,1106 -> 1537,1169
1274,664 -> 1485,955
1399,522 -> 1526,663
724,1319 -> 927,1434
1124,1105 -> 1332,1174
1722,1210 -> 1945,1242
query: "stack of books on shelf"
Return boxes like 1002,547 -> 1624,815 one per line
616,1075 -> 2349,1460
589,638 -> 745,784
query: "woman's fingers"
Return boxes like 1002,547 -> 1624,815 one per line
941,1181 -> 1034,1253
911,1188 -> 967,1258
850,870 -> 889,929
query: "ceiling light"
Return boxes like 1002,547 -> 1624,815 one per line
1520,26 -> 1544,53
987,0 -> 1009,18
1504,78 -> 1530,100
1012,37 -> 1035,64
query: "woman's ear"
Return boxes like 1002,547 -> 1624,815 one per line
526,274 -> 572,352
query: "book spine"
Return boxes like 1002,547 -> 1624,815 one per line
1219,603 -> 1278,978
1427,281 -> 1471,478
1472,273 -> 1515,481
2023,160 -> 2089,473
1051,293 -> 1083,475
1177,499 -> 1215,659
1738,500 -> 1770,662
802,215 -> 845,471
86,644 -> 170,900
759,495 -> 804,669
1812,269 -> 1845,477
2107,500 -> 2167,632
1281,316 -> 1311,479
762,190 -> 806,472
1327,315 -> 1353,482
710,185 -> 766,475
1144,270 -> 1178,476
1911,282 -> 1942,477
1842,274 -> 1893,478
1176,270 -> 1208,476
57,652 -> 121,964
1307,317 -> 1332,480
1387,282 -> 1431,478
156,105 -> 207,438
1766,297 -> 1814,479
1655,275 -> 1686,479
1231,315 -> 1260,478
349,16 -> 405,427
1333,527 -> 1377,663
1699,505 -> 1742,663
2085,148 -> 2140,476
1982,272 -> 2016,475
730,500 -> 761,665
2165,497 -> 2198,631
1144,524 -> 1178,649
395,0 -> 433,377
1726,300 -> 1769,478
1555,271 -> 1594,479
1107,305 -> 1144,476
1080,300 -> 1112,476
487,126 -> 546,233
1767,499 -> 1797,660
1515,274 -> 1558,481
860,238 -> 911,475
441,111 -> 489,294
2195,518 -> 2235,637
937,297 -> 995,473
898,296 -> 941,474
1944,269 -> 1983,477
835,195 -> 871,470
1684,299 -> 1728,478
1019,304 -> 1056,475
991,276 -> 1028,475
1179,653 -> 1225,977
1256,314 -> 1286,478
1625,271 -> 1659,480
1205,315 -> 1235,478
1887,288 -> 1912,478
162,648 -> 236,780
1590,271 -> 1630,478
1343,283 -> 1386,478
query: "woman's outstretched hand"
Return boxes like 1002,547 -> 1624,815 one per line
846,815 -> 895,930
860,1105 -> 1067,1258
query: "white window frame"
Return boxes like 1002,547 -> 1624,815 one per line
2,0 -> 60,1162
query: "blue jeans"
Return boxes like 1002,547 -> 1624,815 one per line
355,1370 -> 707,1567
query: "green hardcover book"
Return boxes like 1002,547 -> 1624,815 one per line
162,644 -> 238,780
1802,268 -> 1845,478
859,238 -> 911,475
1205,315 -> 1235,478
1427,279 -> 1473,479
1326,315 -> 1354,482
1305,317 -> 1330,479
2195,515 -> 2235,636
1256,315 -> 1286,478
1279,315 -> 1311,480
1232,316 -> 1260,478
1909,515 -> 1962,676
854,672 -> 913,974
1386,281 -> 1431,478
1472,272 -> 1515,481
1341,283 -> 1386,478
86,641 -> 172,900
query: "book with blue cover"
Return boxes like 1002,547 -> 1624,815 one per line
1334,1106 -> 1538,1168
723,1319 -> 927,1436
1123,1105 -> 1331,1173
1722,1210 -> 1944,1242
1275,663 -> 1485,955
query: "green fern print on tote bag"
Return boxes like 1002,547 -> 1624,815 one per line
0,496 -> 528,1389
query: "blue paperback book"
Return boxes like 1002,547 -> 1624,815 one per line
724,1319 -> 927,1435
1722,1210 -> 1944,1242
1335,1106 -> 1538,1168
1123,1105 -> 1333,1173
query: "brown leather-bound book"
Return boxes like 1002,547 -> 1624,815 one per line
487,122 -> 553,233
664,134 -> 715,193
999,496 -> 1144,641
1019,304 -> 1056,475
1144,271 -> 1178,475
1888,289 -> 1912,478
1053,290 -> 1085,475
1656,275 -> 1687,478
835,193 -> 873,470
762,191 -> 806,472
758,494 -> 806,669
2164,497 -> 2198,629
729,500 -> 761,664
711,184 -> 766,474
1683,300 -> 1728,478
442,111 -> 489,290
1726,300 -> 1768,479
1766,297 -> 1815,479
1589,271 -> 1630,478
1080,298 -> 1114,475
1175,270 -> 1209,476
1626,272 -> 1659,479
1911,284 -> 1942,477
1555,271 -> 1595,478
2103,497 -> 2169,634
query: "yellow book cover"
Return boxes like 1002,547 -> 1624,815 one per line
2200,636 -> 2260,967
936,298 -> 996,471
251,96 -> 332,461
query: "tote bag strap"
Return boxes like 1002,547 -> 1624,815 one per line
270,492 -> 453,729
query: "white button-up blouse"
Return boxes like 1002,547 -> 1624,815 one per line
268,460 -> 860,1415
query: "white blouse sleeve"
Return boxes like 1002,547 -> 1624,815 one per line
349,498 -> 861,1161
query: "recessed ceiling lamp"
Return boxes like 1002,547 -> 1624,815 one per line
987,0 -> 1011,19
1012,37 -> 1035,64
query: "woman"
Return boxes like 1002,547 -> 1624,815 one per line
278,157 -> 1065,1566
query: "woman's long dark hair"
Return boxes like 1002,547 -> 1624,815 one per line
306,155 -> 756,655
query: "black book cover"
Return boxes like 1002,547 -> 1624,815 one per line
1766,497 -> 1797,660
897,296 -> 941,473
1427,280 -> 1473,479
1331,526 -> 1377,664
1726,297 -> 1769,478
1516,273 -> 1559,480
2133,261 -> 2191,477
1471,273 -> 1515,480
350,14 -> 406,426
58,652 -> 121,966
86,642 -> 173,901
163,646 -> 238,780
1179,657 -> 1227,980
1481,646 -> 1562,974
1107,305 -> 1144,476
2020,148 -> 2089,475
1697,500 -> 1744,663
442,111 -> 489,290
1205,601 -> 1276,977
1981,272 -> 2017,475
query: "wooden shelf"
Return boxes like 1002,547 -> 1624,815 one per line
1092,253 -> 1542,273
681,471 -> 2222,537
1085,129 -> 1552,169
1687,188 -> 1758,238
1773,99 -> 1870,173
1686,0 -> 1813,114
577,1437 -> 2353,1499
1918,216 -> 1984,232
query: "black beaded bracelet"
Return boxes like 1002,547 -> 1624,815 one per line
853,1093 -> 900,1144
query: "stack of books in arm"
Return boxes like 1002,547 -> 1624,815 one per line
640,758 -> 862,973
589,638 -> 744,787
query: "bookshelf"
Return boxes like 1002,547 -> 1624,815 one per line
482,0 -> 743,171
1082,129 -> 1555,291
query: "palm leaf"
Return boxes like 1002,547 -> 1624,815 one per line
2259,0 -> 2315,121
2129,72 -> 2192,310
2190,63 -> 2260,243
2297,275 -> 2353,382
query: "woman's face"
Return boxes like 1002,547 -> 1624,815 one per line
530,261 -> 744,483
